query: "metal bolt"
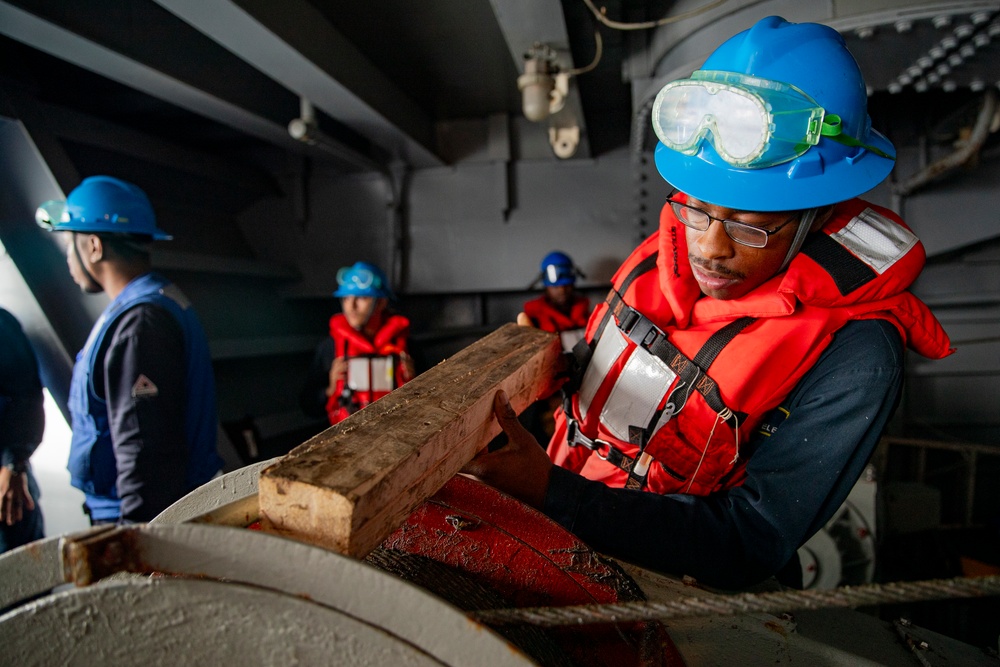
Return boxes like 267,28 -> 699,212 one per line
856,26 -> 875,40
926,72 -> 941,84
895,20 -> 913,33
948,53 -> 963,67
929,46 -> 946,59
974,34 -> 990,48
445,515 -> 479,531
971,12 -> 990,25
937,63 -> 952,76
932,15 -> 952,29
942,80 -> 958,92
907,65 -> 923,78
954,23 -> 975,39
898,74 -> 913,85
941,36 -> 959,50
990,22 -> 1000,38
888,82 -> 904,94
917,56 -> 934,69
914,80 -> 929,93
960,44 -> 975,58
970,79 -> 986,91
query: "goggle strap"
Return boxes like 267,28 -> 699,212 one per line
821,115 -> 895,161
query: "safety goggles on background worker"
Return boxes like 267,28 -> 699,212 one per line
545,263 -> 575,285
337,266 -> 382,292
652,70 -> 894,169
668,198 -> 800,249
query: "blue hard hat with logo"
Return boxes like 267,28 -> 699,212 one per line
540,251 -> 578,287
35,175 -> 172,240
334,261 -> 393,299
652,16 -> 896,211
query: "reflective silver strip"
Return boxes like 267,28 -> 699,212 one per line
347,356 -> 395,392
599,346 -> 679,442
370,357 -> 395,392
559,328 -> 586,352
578,320 -> 628,420
831,208 -> 917,275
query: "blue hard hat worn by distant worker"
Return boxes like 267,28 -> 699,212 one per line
35,175 -> 173,240
334,262 -> 393,299
541,251 -> 578,287
652,16 -> 896,212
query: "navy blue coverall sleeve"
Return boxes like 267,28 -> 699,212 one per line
97,304 -> 188,523
0,309 -> 45,468
542,319 -> 903,590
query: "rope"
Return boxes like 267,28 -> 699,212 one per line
471,575 -> 1000,628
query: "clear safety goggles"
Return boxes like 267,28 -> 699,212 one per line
336,266 -> 382,291
34,200 -> 70,229
545,264 -> 574,284
652,70 -> 893,168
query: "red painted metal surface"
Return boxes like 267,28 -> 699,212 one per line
383,475 -> 686,666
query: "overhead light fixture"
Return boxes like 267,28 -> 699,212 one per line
517,43 -> 569,122
288,97 -> 320,143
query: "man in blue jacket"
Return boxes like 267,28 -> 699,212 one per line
36,176 -> 222,523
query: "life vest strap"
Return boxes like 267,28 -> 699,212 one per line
607,296 -> 752,430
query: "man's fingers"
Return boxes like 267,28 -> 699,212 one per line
492,390 -> 544,451
516,312 -> 533,327
493,390 -> 518,423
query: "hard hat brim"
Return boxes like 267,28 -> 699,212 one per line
653,129 -> 895,212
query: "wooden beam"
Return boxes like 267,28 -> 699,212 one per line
257,323 -> 564,557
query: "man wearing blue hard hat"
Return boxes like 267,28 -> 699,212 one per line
467,17 -> 953,589
524,251 -> 591,353
300,261 -> 414,426
36,176 -> 223,524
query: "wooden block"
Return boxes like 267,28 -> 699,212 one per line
258,323 -> 563,558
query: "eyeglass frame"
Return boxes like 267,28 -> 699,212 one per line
667,197 -> 801,249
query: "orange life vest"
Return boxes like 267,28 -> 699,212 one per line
549,198 -> 953,495
325,313 -> 412,425
523,293 -> 592,352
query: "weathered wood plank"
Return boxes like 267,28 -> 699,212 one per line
258,324 -> 563,557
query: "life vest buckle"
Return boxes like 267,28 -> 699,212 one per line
566,417 -> 633,471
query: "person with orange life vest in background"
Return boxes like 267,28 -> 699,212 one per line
465,16 -> 954,590
301,262 -> 414,426
521,252 -> 593,442
523,251 -> 592,353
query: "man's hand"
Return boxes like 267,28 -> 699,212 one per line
400,352 -> 416,383
0,466 -> 35,526
462,390 -> 553,510
516,312 -> 533,327
326,357 -> 349,397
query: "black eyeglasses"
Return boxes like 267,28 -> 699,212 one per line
668,200 -> 800,249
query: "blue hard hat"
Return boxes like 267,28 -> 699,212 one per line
334,261 -> 393,299
540,251 -> 577,287
653,16 -> 896,211
35,176 -> 172,240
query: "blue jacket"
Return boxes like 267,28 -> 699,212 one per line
68,273 -> 221,521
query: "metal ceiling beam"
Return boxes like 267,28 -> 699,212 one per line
0,1 -> 380,172
153,0 -> 443,168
